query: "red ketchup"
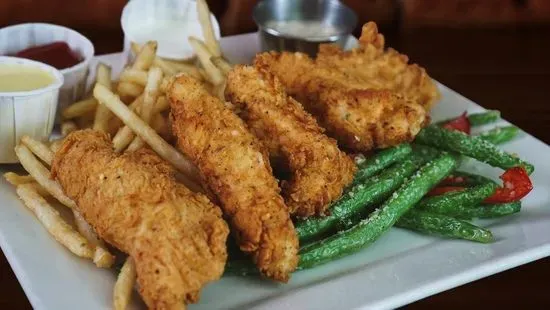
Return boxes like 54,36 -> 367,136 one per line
14,42 -> 82,70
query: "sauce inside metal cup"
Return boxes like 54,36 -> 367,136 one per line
253,0 -> 357,57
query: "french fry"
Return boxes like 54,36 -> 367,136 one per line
93,63 -> 113,132
213,81 -> 226,101
96,63 -> 112,89
159,58 -> 203,80
113,257 -> 136,310
75,110 -> 96,129
14,145 -> 77,209
49,139 -> 64,153
3,172 -> 34,185
153,57 -> 178,77
138,68 -> 164,124
72,211 -> 101,246
61,121 -> 78,137
151,113 -> 169,139
197,67 -> 209,82
127,67 -> 164,151
116,97 -> 170,145
21,135 -> 54,166
93,246 -> 115,269
112,95 -> 144,152
130,42 -> 140,55
113,126 -> 136,153
117,82 -> 144,99
93,84 -> 201,191
107,116 -> 124,137
196,0 -> 221,57
133,41 -> 157,71
62,98 -> 97,119
160,77 -> 171,93
154,96 -> 169,114
134,45 -> 202,80
211,56 -> 233,75
72,210 -> 115,268
3,173 -> 49,197
16,184 -> 93,258
188,36 -> 224,85
119,68 -> 148,86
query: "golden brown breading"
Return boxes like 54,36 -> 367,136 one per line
255,52 -> 429,152
225,65 -> 356,217
167,76 -> 299,282
51,130 -> 229,310
317,22 -> 440,110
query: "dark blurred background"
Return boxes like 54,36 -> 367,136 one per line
1,0 -> 550,309
2,1 -> 550,51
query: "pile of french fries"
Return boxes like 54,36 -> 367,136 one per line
3,1 -> 234,309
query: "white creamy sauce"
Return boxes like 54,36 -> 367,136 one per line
0,64 -> 54,92
127,20 -> 204,60
265,20 -> 342,41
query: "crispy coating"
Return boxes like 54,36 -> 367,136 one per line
225,65 -> 356,217
317,22 -> 440,110
51,130 -> 229,310
255,52 -> 429,152
167,76 -> 299,282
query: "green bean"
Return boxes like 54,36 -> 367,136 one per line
225,201 -> 513,277
478,126 -> 519,145
298,154 -> 457,269
397,210 -> 494,243
418,182 -> 498,217
445,170 -> 498,186
456,201 -> 522,219
467,110 -> 501,126
416,124 -> 534,174
296,150 -> 434,243
352,144 -> 412,185
437,110 -> 500,127
412,144 -> 441,160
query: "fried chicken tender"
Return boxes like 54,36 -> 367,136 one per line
225,65 -> 356,217
167,76 -> 299,282
317,22 -> 440,110
255,52 -> 429,152
51,130 -> 229,310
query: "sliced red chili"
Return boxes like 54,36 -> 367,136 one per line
442,112 -> 471,135
485,167 -> 533,203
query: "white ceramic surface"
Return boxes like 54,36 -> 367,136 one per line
0,56 -> 64,163
1,33 -> 549,310
121,0 -> 221,60
0,23 -> 95,121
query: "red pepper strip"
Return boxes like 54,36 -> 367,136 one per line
484,167 -> 533,203
442,112 -> 471,135
428,167 -> 533,202
427,186 -> 465,196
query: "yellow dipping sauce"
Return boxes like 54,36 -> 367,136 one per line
0,64 -> 55,92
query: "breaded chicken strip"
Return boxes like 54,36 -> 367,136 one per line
225,65 -> 356,217
51,130 -> 229,310
317,22 -> 440,110
255,52 -> 428,152
168,76 -> 299,282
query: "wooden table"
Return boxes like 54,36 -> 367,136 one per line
1,23 -> 550,309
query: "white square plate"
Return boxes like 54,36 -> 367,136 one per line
1,33 -> 549,310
